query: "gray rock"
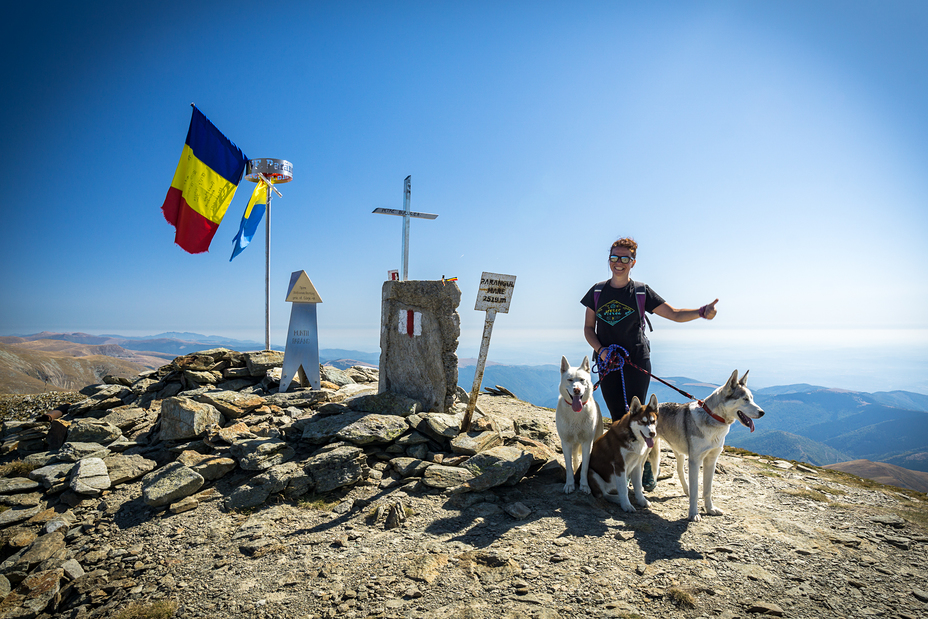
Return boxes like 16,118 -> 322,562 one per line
503,501 -> 532,519
0,531 -> 65,578
68,385 -> 131,415
243,350 -> 285,376
69,457 -> 111,496
455,445 -> 534,492
183,369 -> 222,384
175,451 -> 236,481
304,445 -> 368,492
423,412 -> 464,439
141,461 -> 205,507
0,568 -> 64,617
345,366 -> 379,383
0,477 -> 41,494
159,396 -> 225,441
224,462 -> 310,510
230,438 -> 295,471
66,419 -> 123,445
60,558 -> 85,580
298,410 -> 366,444
0,493 -> 41,508
264,390 -> 330,409
56,442 -> 110,462
195,390 -> 266,419
391,457 -> 431,478
450,430 -> 502,455
100,407 -> 155,432
0,506 -> 42,528
103,453 -> 158,485
349,391 -> 423,417
336,413 -> 411,446
422,464 -> 475,489
321,366 -> 356,387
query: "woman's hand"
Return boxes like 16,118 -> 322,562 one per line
700,299 -> 719,320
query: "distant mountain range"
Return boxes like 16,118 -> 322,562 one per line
459,361 -> 928,478
3,332 -> 927,489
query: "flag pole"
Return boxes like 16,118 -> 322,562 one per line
265,181 -> 272,350
243,160 -> 292,352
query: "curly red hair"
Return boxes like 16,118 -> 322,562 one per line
610,237 -> 638,258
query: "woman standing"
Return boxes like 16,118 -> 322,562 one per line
581,237 -> 718,488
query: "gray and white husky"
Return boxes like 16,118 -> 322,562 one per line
555,355 -> 603,494
647,369 -> 764,522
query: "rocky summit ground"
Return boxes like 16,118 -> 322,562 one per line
1,361 -> 927,619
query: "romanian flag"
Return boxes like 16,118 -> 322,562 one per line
162,106 -> 247,254
229,180 -> 267,261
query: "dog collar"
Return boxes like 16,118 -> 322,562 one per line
699,400 -> 727,425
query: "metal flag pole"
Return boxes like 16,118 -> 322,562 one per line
244,159 -> 292,350
372,175 -> 438,281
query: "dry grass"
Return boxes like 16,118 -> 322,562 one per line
297,493 -> 341,511
110,599 -> 178,619
0,460 -> 38,477
667,587 -> 697,608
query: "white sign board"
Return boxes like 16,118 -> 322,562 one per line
475,272 -> 516,313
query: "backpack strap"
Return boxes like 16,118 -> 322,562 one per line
632,280 -> 653,333
592,281 -> 607,312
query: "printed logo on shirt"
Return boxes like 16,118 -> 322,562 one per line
597,300 -> 635,326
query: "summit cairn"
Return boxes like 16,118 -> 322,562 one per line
378,279 -> 461,414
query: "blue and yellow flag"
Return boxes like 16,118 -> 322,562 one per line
229,180 -> 267,261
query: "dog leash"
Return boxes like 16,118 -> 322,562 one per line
594,344 -> 726,424
591,345 -> 630,412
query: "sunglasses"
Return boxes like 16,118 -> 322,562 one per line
609,255 -> 634,264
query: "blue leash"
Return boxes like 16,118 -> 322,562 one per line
592,344 -> 630,413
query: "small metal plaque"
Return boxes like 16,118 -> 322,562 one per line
475,272 -> 516,313
246,158 -> 293,184
285,271 -> 322,304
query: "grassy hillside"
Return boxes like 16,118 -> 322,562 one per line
728,429 -> 853,466
823,459 -> 928,493
0,342 -> 153,394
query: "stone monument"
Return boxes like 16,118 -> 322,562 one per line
379,280 -> 461,413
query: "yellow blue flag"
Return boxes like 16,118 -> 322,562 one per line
230,180 -> 267,261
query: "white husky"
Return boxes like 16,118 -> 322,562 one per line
555,355 -> 603,494
647,369 -> 765,522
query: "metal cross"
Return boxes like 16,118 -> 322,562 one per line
372,175 -> 438,281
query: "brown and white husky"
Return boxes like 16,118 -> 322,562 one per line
579,393 -> 658,512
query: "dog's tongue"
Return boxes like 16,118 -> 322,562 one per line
571,394 -> 583,412
645,436 -> 654,449
739,412 -> 756,433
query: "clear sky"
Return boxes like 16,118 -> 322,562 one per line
2,1 -> 926,394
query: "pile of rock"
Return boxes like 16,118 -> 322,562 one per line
0,348 -> 555,617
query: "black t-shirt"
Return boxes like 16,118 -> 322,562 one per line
581,280 -> 665,360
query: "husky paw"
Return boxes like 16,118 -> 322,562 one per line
689,512 -> 701,522
620,503 -> 637,513
706,507 -> 723,516
579,483 -> 592,494
563,482 -> 576,494
635,498 -> 650,509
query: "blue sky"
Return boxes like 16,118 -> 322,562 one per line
2,1 -> 926,393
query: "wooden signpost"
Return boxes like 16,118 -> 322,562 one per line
279,270 -> 323,392
461,272 -> 517,432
